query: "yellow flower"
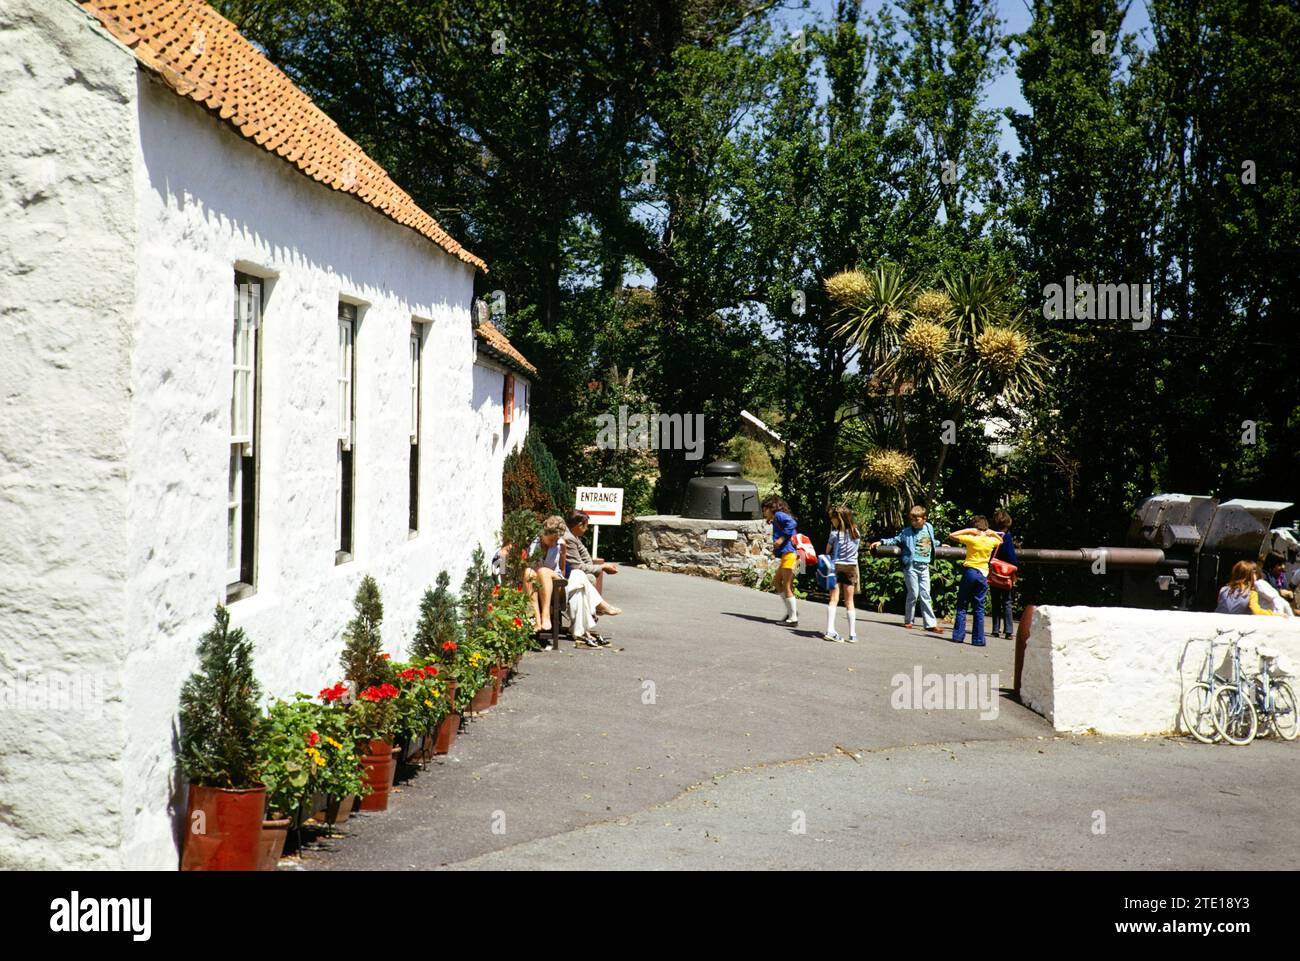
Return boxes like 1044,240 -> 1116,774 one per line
424,699 -> 434,708
324,737 -> 343,749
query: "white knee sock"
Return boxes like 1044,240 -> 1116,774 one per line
847,607 -> 857,638
826,604 -> 836,635
785,595 -> 797,619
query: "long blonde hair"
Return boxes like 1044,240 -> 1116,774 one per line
829,505 -> 859,540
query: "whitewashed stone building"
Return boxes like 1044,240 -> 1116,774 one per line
0,0 -> 534,868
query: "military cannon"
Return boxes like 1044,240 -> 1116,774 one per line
869,494 -> 1297,612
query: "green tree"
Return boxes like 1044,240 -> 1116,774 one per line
178,606 -> 262,789
411,571 -> 461,661
460,546 -> 495,636
340,575 -> 389,691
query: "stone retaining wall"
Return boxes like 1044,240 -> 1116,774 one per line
633,515 -> 773,583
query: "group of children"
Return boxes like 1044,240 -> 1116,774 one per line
759,497 -> 1019,647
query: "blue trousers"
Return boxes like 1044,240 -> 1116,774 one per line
990,587 -> 1014,636
903,563 -> 936,628
952,567 -> 987,644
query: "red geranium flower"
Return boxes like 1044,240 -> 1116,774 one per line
492,585 -> 501,597
441,641 -> 458,652
381,653 -> 391,660
318,682 -> 348,703
359,683 -> 399,702
305,730 -> 320,748
513,616 -> 523,628
487,603 -> 494,613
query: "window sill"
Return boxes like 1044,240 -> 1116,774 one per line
225,581 -> 256,604
408,529 -> 419,540
335,550 -> 353,567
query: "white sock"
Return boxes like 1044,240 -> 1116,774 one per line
783,596 -> 796,619
826,604 -> 837,635
789,596 -> 798,619
848,607 -> 857,638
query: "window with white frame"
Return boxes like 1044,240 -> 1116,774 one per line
409,324 -> 422,533
336,302 -> 357,561
228,272 -> 261,596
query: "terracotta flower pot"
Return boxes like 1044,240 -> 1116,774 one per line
324,793 -> 356,825
433,713 -> 460,754
469,683 -> 493,714
358,739 -> 397,812
259,818 -> 292,871
180,783 -> 267,871
489,666 -> 503,705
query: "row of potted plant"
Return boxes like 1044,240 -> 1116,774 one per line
177,546 -> 537,871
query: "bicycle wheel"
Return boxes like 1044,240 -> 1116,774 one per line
1212,686 -> 1258,745
1180,682 -> 1220,743
1271,681 -> 1299,741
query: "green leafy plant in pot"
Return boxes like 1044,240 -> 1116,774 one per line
178,605 -> 265,871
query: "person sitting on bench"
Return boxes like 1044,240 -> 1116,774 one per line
523,515 -> 567,634
561,512 -> 621,646
563,510 -> 621,597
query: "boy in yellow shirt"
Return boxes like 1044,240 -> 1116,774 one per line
946,515 -> 1005,646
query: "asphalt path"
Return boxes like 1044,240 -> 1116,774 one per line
301,566 -> 1299,870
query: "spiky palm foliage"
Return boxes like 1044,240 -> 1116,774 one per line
943,270 -> 1012,338
959,316 -> 1049,404
828,262 -> 918,365
833,416 -> 920,530
875,315 -> 956,397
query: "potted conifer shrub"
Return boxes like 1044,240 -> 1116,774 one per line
178,606 -> 265,871
340,576 -> 400,811
413,571 -> 462,753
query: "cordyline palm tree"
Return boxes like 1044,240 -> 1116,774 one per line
826,261 -> 1046,504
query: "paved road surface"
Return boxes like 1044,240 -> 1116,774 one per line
301,566 -> 1298,870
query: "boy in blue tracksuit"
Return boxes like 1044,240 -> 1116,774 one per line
869,504 -> 941,632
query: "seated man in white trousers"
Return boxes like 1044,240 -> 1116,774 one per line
563,510 -> 621,646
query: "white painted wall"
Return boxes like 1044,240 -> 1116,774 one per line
1,1 -> 527,869
1020,606 -> 1300,735
471,356 -> 531,530
0,0 -> 139,870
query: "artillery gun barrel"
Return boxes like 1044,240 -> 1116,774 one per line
868,545 -> 1169,569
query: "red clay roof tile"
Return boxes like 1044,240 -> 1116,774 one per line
476,320 -> 537,378
79,0 -> 487,273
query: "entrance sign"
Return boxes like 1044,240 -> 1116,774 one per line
575,486 -> 624,525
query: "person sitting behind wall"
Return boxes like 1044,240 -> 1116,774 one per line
1215,560 -> 1281,616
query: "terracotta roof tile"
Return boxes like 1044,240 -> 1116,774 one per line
476,320 -> 537,378
79,0 -> 487,273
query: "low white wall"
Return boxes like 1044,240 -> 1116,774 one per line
1020,606 -> 1300,735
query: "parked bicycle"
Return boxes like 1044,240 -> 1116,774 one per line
1244,647 -> 1298,742
1210,631 -> 1258,745
1178,628 -> 1238,744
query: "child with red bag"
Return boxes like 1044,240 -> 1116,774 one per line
988,509 -> 1020,639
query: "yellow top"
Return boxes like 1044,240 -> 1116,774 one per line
954,533 -> 1000,575
1249,591 -> 1281,616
